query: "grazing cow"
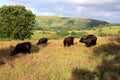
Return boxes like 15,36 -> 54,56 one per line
37,38 -> 48,45
10,42 -> 31,56
79,34 -> 97,47
63,36 -> 74,47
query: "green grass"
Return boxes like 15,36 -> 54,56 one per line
31,25 -> 120,40
31,30 -> 54,40
82,26 -> 120,35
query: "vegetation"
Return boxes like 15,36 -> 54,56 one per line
31,25 -> 120,40
35,16 -> 109,30
1,24 -> 118,40
0,5 -> 120,79
0,36 -> 120,80
0,5 -> 35,40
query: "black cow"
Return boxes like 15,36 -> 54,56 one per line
37,38 -> 48,45
63,36 -> 74,47
10,42 -> 31,56
79,34 -> 97,47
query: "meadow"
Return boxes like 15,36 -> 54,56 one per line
0,36 -> 120,80
0,7 -> 120,80
31,25 -> 120,40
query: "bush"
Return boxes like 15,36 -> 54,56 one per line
71,31 -> 88,38
55,31 -> 69,38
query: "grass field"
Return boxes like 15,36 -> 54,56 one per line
31,26 -> 120,40
0,36 -> 120,80
83,26 -> 120,35
32,30 -> 53,40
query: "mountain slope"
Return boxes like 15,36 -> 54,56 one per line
35,16 -> 109,30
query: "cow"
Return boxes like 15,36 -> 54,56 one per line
79,34 -> 97,47
10,42 -> 31,56
37,38 -> 48,45
63,36 -> 74,47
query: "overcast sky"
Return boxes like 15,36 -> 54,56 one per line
0,0 -> 120,23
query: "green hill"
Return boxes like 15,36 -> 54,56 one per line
35,16 -> 109,30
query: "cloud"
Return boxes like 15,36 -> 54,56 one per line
2,0 -> 120,23
68,0 -> 119,5
39,12 -> 56,16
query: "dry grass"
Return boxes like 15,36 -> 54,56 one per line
0,36 -> 120,80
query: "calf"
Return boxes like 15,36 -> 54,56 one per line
10,42 -> 31,56
63,36 -> 74,47
79,34 -> 97,47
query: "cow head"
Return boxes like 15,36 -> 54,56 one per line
10,50 -> 16,56
79,38 -> 85,43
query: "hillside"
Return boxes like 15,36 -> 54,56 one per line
35,16 -> 109,30
0,36 -> 120,80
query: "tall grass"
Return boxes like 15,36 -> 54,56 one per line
0,37 -> 120,80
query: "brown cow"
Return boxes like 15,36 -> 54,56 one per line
63,36 -> 74,47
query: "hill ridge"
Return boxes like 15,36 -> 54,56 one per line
35,16 -> 109,30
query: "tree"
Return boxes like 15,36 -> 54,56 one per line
0,5 -> 35,40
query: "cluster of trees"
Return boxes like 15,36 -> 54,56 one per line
0,5 -> 35,40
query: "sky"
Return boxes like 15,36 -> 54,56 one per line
0,0 -> 120,23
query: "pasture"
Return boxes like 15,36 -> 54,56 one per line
83,26 -> 120,35
0,36 -> 120,80
31,25 -> 120,40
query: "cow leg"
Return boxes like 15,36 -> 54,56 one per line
64,41 -> 68,47
87,45 -> 91,47
64,41 -> 67,47
94,41 -> 96,45
86,43 -> 91,47
71,41 -> 73,45
67,42 -> 70,47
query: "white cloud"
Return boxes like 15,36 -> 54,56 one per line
68,0 -> 118,4
40,12 -> 56,16
2,0 -> 120,23
116,5 -> 120,10
55,6 -> 64,11
76,6 -> 85,12
97,11 -> 120,18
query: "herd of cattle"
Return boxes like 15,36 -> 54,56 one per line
10,34 -> 97,56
